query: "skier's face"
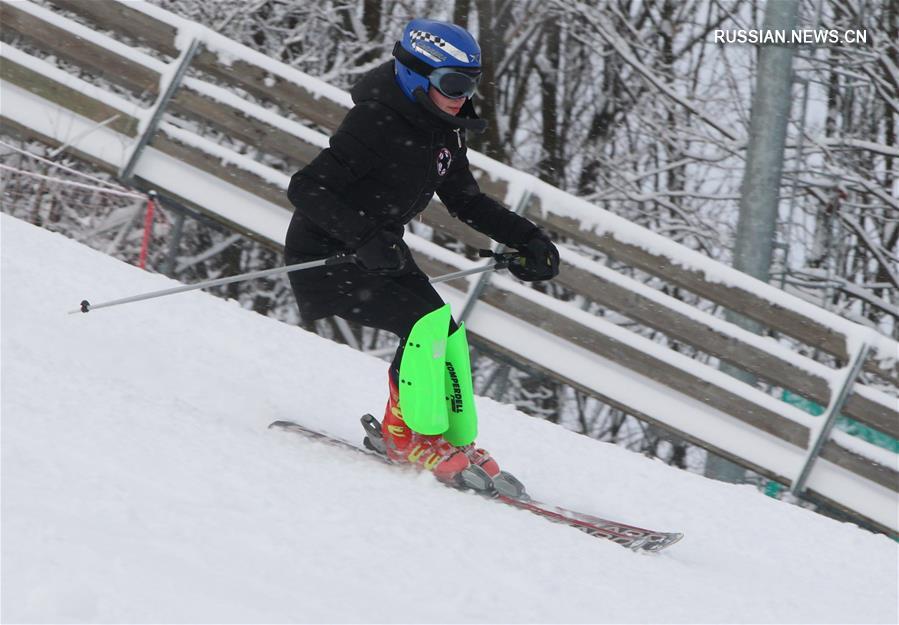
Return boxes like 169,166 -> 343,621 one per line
428,86 -> 465,116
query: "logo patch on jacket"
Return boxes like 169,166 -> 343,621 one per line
436,147 -> 452,176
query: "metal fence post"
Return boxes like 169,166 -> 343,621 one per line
707,0 -> 800,486
120,38 -> 201,181
791,341 -> 871,496
458,189 -> 532,324
333,317 -> 361,351
458,189 -> 532,403
162,206 -> 187,277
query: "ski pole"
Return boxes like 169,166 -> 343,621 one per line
429,249 -> 519,284
70,253 -> 356,314
71,249 -> 520,314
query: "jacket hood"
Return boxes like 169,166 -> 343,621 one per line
350,61 -> 487,134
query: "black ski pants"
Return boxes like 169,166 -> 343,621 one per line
289,269 -> 457,375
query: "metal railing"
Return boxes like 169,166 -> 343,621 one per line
1,0 -> 896,534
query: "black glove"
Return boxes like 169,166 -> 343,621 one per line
508,229 -> 560,282
354,230 -> 409,275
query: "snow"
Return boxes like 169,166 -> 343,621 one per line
560,245 -> 844,386
0,77 -> 291,244
490,171 -> 899,368
180,78 -> 330,150
118,0 -> 353,108
399,234 -> 898,528
3,213 -> 897,623
9,0 -> 897,371
130,145 -> 290,243
3,52 -> 895,533
560,246 -> 898,421
158,122 -> 291,189
0,45 -> 148,130
0,78 -> 133,169
4,0 -> 167,74
831,429 -> 899,469
138,33 -> 192,140
855,383 -> 899,419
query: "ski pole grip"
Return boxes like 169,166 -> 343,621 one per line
476,249 -> 519,269
324,253 -> 357,266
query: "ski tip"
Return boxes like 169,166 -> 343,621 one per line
628,536 -> 651,551
268,420 -> 296,429
638,532 -> 685,554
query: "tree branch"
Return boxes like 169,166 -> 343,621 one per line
838,213 -> 899,291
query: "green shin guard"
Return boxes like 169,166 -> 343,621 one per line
442,323 -> 478,446
398,304 -> 452,435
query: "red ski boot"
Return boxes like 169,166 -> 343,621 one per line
461,444 -> 500,478
382,373 -> 470,481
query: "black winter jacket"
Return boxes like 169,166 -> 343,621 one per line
284,61 -> 538,320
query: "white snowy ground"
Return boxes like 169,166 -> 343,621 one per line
1,212 -> 896,624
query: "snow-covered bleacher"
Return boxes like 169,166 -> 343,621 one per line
1,0 -> 896,532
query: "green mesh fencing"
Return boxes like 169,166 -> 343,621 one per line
781,389 -> 899,452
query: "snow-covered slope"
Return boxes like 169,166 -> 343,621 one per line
2,213 -> 896,624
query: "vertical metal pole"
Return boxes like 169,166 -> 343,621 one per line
333,317 -> 361,351
458,190 -> 532,323
732,0 -> 800,292
491,362 -> 513,401
457,191 -> 532,404
440,191 -> 528,403
162,208 -> 187,277
791,341 -> 871,495
707,0 -> 800,484
478,361 -> 511,402
120,38 -> 201,181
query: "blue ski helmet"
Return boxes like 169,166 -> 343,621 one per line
393,18 -> 482,102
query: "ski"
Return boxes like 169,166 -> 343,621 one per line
268,417 -> 683,553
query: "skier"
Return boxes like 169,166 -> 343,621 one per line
284,18 -> 559,482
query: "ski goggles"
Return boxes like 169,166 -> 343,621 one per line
429,67 -> 481,99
